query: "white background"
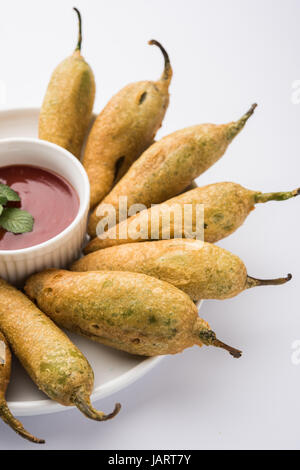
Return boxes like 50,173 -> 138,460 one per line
0,0 -> 300,450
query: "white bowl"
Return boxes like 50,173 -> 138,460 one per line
0,138 -> 90,285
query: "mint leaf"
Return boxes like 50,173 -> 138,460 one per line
0,208 -> 34,234
0,205 -> 3,217
0,183 -> 20,202
0,196 -> 7,206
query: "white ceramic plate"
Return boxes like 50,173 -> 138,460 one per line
0,108 -> 203,417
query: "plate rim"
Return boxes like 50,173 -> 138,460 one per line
8,355 -> 164,417
0,106 -> 202,416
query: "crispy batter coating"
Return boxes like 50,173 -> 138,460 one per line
88,105 -> 256,236
83,40 -> 172,208
86,182 -> 299,252
0,330 -> 44,443
73,239 -> 248,300
39,9 -> 95,158
0,279 -> 119,421
25,270 -> 242,359
74,239 -> 291,300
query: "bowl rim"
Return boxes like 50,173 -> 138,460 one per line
0,137 -> 90,256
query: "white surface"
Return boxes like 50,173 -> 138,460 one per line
0,133 -> 90,284
0,0 -> 299,450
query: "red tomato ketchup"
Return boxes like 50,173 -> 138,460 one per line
0,165 -> 79,250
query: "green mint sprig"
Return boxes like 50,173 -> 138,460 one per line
0,183 -> 34,234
